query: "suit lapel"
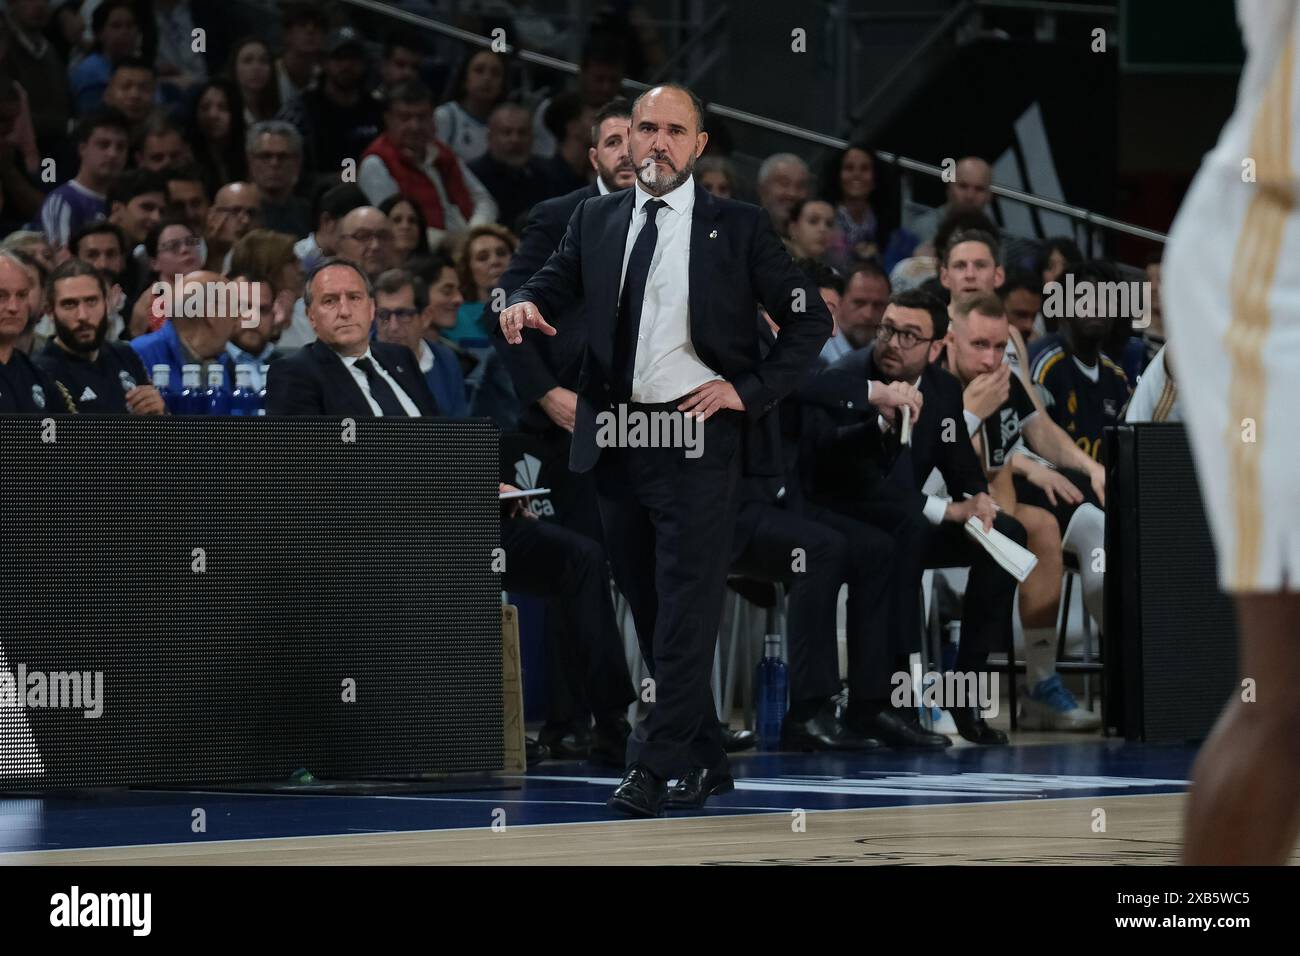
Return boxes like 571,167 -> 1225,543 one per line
594,189 -> 636,367
314,342 -> 372,416
688,184 -> 718,343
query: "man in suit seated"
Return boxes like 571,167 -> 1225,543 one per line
373,267 -> 468,417
268,256 -> 635,763
804,288 -> 1028,745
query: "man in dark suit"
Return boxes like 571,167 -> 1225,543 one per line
491,98 -> 640,759
266,258 -> 439,418
501,84 -> 832,816
803,288 -> 1027,745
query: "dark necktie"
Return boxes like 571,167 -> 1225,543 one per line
353,355 -> 408,416
613,198 -> 667,402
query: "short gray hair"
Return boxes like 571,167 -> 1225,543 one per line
304,256 -> 373,307
757,152 -> 809,186
246,121 -> 303,156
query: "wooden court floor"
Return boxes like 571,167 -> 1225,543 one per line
19,791 -> 1293,866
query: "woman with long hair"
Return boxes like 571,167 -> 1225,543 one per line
822,142 -> 896,270
226,37 -> 281,127
433,49 -> 509,163
187,78 -> 248,193
380,194 -> 431,263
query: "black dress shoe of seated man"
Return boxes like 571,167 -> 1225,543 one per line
664,764 -> 735,809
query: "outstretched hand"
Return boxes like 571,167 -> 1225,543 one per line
500,301 -> 556,344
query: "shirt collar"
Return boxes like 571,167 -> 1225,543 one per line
634,174 -> 695,217
417,339 -> 434,373
342,349 -> 373,368
597,177 -> 611,196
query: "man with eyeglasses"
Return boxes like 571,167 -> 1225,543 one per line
335,206 -> 397,281
804,288 -> 1028,746
372,268 -> 466,416
246,121 -> 311,239
204,182 -> 262,273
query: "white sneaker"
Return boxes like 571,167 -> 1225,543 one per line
1018,675 -> 1100,731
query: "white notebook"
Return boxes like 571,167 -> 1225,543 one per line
964,516 -> 1039,583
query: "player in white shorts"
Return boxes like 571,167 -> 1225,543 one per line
1163,0 -> 1300,864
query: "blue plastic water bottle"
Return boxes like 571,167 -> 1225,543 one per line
230,365 -> 258,416
178,364 -> 203,415
755,634 -> 789,751
256,363 -> 269,415
151,364 -> 173,413
204,365 -> 230,416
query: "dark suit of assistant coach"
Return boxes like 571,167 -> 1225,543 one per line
501,85 -> 830,817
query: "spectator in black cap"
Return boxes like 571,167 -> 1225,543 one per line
283,26 -> 383,177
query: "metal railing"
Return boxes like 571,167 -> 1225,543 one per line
338,0 -> 1166,245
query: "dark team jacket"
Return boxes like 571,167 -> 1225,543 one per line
34,339 -> 150,414
0,348 -> 76,413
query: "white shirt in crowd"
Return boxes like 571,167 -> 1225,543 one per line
618,175 -> 722,404
433,101 -> 489,163
341,349 -> 422,417
357,143 -> 498,252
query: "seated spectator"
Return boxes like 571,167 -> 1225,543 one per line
223,273 -> 281,388
907,156 -> 994,252
756,152 -> 810,235
245,121 -> 310,238
65,220 -> 128,339
150,0 -> 214,96
273,4 -> 325,107
226,37 -> 278,127
4,0 -> 73,157
1122,250 -> 1166,383
450,223 -> 515,345
888,255 -> 937,293
371,33 -> 422,107
792,257 -> 851,366
999,268 -> 1045,343
162,165 -> 211,236
784,198 -> 836,265
538,92 -> 595,197
373,268 -> 467,417
1,230 -> 53,272
823,143 -> 893,270
265,257 -> 437,418
284,27 -> 382,178
6,246 -> 48,354
335,206 -> 398,282
101,56 -> 156,126
468,103 -> 558,231
840,262 -> 890,348
203,181 -> 261,272
1038,235 -> 1084,290
229,228 -> 307,350
35,258 -> 163,414
695,155 -> 737,199
38,108 -> 129,250
530,36 -> 624,159
433,48 -> 508,164
380,194 -> 431,264
360,81 -> 497,252
187,78 -> 247,193
129,269 -> 238,388
295,182 -> 369,273
69,0 -> 141,114
0,252 -> 75,411
107,168 -> 166,248
134,215 -> 203,333
133,112 -> 191,171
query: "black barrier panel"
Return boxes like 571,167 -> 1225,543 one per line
0,416 -> 502,788
1104,423 -> 1237,743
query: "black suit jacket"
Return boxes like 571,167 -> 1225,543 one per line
265,340 -> 439,417
506,183 -> 832,475
492,183 -> 600,432
802,344 -> 988,514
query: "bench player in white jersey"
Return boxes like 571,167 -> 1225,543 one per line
1164,0 -> 1300,865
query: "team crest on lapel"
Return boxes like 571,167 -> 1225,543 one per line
31,384 -> 46,409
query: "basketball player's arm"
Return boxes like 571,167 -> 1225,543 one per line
733,209 -> 834,417
1022,413 -> 1105,504
501,202 -> 589,343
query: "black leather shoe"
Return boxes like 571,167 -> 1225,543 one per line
782,705 -> 884,752
525,737 -> 550,766
607,765 -> 666,818
538,721 -> 591,760
722,726 -> 757,753
849,707 -> 952,750
589,716 -> 631,767
664,765 -> 735,809
951,706 -> 1008,745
